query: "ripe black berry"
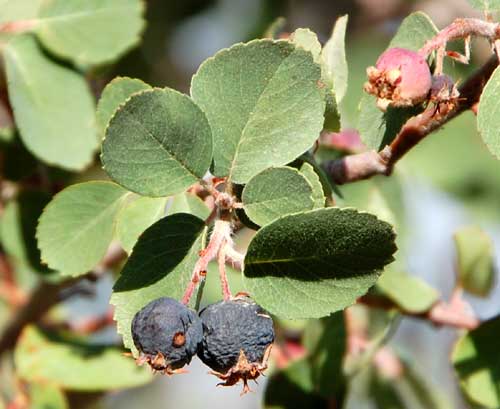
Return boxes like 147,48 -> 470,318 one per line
198,296 -> 274,393
131,297 -> 203,374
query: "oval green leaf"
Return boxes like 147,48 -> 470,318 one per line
116,196 -> 168,254
322,15 -> 349,107
96,77 -> 151,135
388,11 -> 438,51
243,208 -> 397,318
102,88 -> 213,197
242,166 -> 315,226
112,213 -> 206,354
0,191 -> 52,275
168,192 -> 211,220
15,326 -> 152,391
300,162 -> 326,209
37,181 -> 128,277
478,66 -> 500,159
191,39 -> 325,183
4,35 -> 97,170
35,0 -> 145,66
376,270 -> 438,313
452,316 -> 500,408
454,226 -> 495,297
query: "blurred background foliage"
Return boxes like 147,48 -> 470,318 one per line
1,0 -> 500,408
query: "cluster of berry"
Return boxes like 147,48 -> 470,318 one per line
131,296 -> 275,393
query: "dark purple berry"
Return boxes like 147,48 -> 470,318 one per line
131,297 -> 203,374
198,296 -> 274,393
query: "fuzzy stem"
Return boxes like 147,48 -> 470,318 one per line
419,18 -> 500,58
225,245 -> 245,271
181,219 -> 231,305
217,241 -> 232,301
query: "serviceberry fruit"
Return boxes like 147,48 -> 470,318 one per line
198,296 -> 274,393
131,297 -> 203,374
364,47 -> 432,111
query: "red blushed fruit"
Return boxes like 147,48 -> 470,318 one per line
364,47 -> 432,111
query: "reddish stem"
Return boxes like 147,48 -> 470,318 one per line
419,18 -> 500,59
217,241 -> 232,301
181,220 -> 231,305
0,20 -> 37,33
225,245 -> 244,271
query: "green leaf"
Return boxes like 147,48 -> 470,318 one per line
169,192 -> 211,220
478,66 -> 500,160
242,166 -> 315,226
304,313 -> 346,398
454,226 -> 495,297
115,193 -> 209,255
111,213 -> 206,354
299,162 -> 326,209
4,35 -> 97,170
243,208 -> 397,318
116,196 -> 168,254
0,0 -> 41,23
322,15 -> 349,106
388,11 -> 438,51
29,383 -> 68,409
452,315 -> 500,408
15,326 -> 152,391
358,12 -> 437,150
0,191 -> 51,275
467,0 -> 500,12
35,0 -> 145,66
264,359 -> 329,409
191,39 -> 325,183
37,181 -> 128,277
102,88 -> 213,197
376,270 -> 438,313
290,28 -> 322,63
358,97 -> 420,151
96,77 -> 151,135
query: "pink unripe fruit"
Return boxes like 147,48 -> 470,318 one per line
364,47 -> 432,111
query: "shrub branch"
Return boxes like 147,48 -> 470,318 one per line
324,53 -> 498,184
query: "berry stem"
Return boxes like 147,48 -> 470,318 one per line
181,219 -> 232,305
217,241 -> 232,301
419,18 -> 500,60
225,245 -> 244,271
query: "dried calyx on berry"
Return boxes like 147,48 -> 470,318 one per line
131,297 -> 203,374
364,47 -> 432,111
198,296 -> 275,394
